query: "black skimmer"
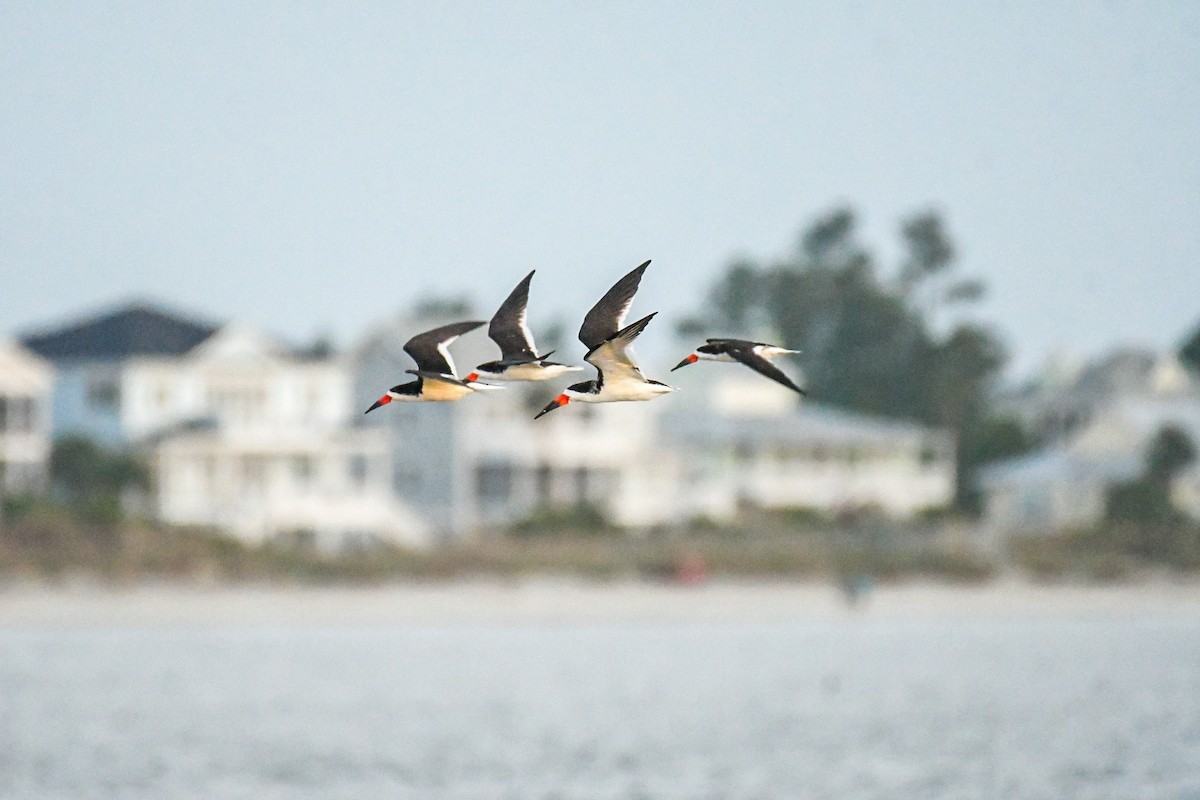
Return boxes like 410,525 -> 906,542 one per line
466,270 -> 585,383
364,320 -> 500,413
672,338 -> 807,395
535,260 -> 675,419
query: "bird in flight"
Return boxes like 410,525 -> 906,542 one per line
466,270 -> 584,383
672,338 -> 807,395
365,321 -> 500,413
535,260 -> 675,419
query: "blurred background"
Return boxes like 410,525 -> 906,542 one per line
2,3 -> 1199,798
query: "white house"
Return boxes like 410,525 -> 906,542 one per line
981,395 -> 1200,538
0,339 -> 53,495
21,303 -> 426,549
146,325 -> 427,548
664,372 -> 955,520
996,348 -> 1199,443
21,302 -> 220,447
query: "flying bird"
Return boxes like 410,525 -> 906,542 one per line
365,321 -> 500,413
466,270 -> 584,383
535,260 -> 675,419
672,338 -> 807,395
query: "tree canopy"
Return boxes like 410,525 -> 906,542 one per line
49,436 -> 149,523
688,206 -> 1014,512
1180,319 -> 1200,374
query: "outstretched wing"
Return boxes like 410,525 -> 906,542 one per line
403,320 -> 486,377
578,260 -> 651,351
488,270 -> 538,361
584,312 -> 657,386
728,346 -> 807,395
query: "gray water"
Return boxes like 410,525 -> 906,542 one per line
2,618 -> 1199,799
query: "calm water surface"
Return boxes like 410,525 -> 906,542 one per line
2,617 -> 1199,799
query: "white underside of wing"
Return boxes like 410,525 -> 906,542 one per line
586,340 -> 642,379
584,341 -> 674,402
754,345 -> 799,360
612,296 -> 635,334
437,338 -> 460,378
516,306 -> 537,354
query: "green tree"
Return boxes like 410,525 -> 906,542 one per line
696,206 -> 1007,513
414,295 -> 473,318
1106,424 -> 1198,563
1146,424 -> 1197,485
1180,319 -> 1200,374
49,436 -> 149,523
955,415 -> 1039,512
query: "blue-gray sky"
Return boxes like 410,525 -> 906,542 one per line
3,2 -> 1197,377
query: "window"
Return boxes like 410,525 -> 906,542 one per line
88,378 -> 120,411
0,397 -> 35,434
589,468 -> 617,497
305,387 -> 323,422
392,465 -> 419,493
535,464 -> 552,501
241,455 -> 267,491
476,463 -> 514,504
153,384 -> 171,409
292,455 -> 313,485
202,456 -> 217,488
348,454 -> 369,488
208,385 -> 268,425
574,467 -> 589,502
919,444 -> 940,468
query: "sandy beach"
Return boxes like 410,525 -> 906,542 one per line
2,577 -> 1200,627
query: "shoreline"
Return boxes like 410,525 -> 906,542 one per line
3,577 -> 1200,627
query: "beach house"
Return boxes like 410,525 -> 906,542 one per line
21,302 -> 426,548
0,339 -> 53,496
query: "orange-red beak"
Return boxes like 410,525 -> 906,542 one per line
465,372 -> 479,383
671,353 -> 699,371
534,393 -> 570,419
365,395 -> 392,414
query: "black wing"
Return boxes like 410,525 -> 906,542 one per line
487,270 -> 538,361
578,260 -> 651,351
405,369 -> 469,387
729,346 -> 807,395
403,320 -> 486,376
706,338 -> 762,350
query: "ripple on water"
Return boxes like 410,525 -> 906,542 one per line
1,619 -> 1199,799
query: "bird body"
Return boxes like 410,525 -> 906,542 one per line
673,338 -> 806,395
560,374 -> 676,405
470,270 -> 584,383
536,261 -> 675,419
365,321 -> 499,413
470,359 -> 580,382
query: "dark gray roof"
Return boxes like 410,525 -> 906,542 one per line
20,301 -> 218,362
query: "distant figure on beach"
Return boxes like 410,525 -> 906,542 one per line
839,573 -> 874,608
675,553 -> 710,586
